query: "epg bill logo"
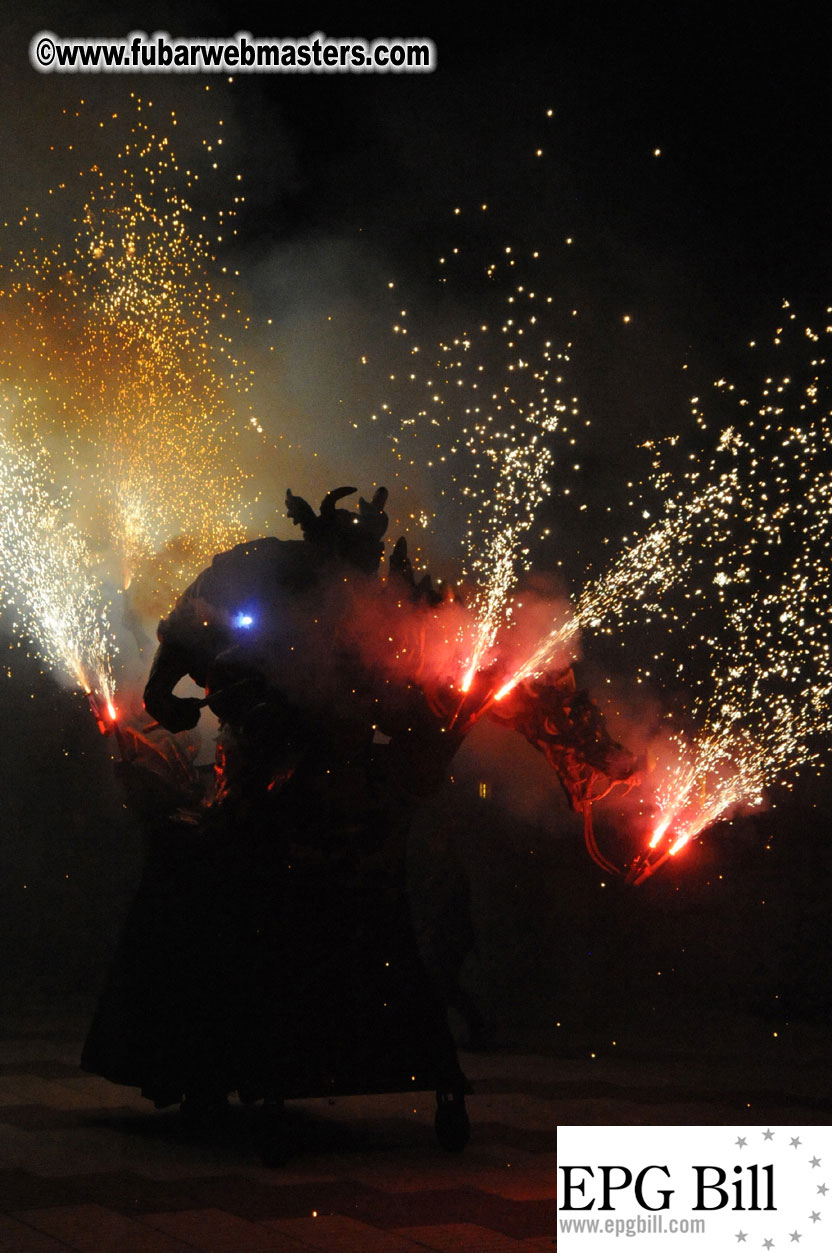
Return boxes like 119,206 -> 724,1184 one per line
561,1161 -> 775,1211
557,1125 -> 830,1250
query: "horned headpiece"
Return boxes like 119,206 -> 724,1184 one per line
285,485 -> 389,571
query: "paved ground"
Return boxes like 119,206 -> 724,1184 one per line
1,1008 -> 829,1251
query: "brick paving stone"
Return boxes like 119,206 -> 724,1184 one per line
465,1157 -> 556,1202
0,1078 -> 66,1106
171,1175 -> 374,1222
61,1075 -> 149,1104
12,1204 -> 197,1252
0,1132 -> 147,1182
0,1060 -> 85,1079
42,1084 -> 124,1113
455,1174 -> 556,1203
0,1168 -> 217,1216
467,1123 -> 556,1153
337,1162 -> 477,1193
0,1041 -> 70,1067
0,1213 -> 73,1252
395,1224 -> 527,1250
471,1092 -> 556,1126
353,1161 -> 520,1199
344,1185 -> 559,1239
0,1016 -> 567,1247
264,1213 -> 429,1250
108,1172 -> 233,1216
0,1168 -> 72,1210
340,1185 -> 488,1229
139,1207 -> 308,1251
0,1103 -> 121,1130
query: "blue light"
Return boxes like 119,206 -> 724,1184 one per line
234,611 -> 255,629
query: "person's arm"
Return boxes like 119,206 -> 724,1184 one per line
143,640 -> 204,732
142,564 -> 220,732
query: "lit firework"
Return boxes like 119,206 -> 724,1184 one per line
0,94 -> 254,605
356,223 -> 832,871
460,304 -> 832,877
365,213 -> 582,696
492,471 -> 741,701
627,727 -> 766,883
600,305 -> 832,876
0,431 -> 117,710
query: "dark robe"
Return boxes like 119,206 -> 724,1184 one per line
83,540 -> 467,1104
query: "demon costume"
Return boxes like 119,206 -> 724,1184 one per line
82,485 -> 635,1157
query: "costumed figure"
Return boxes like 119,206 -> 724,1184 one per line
82,484 -> 636,1160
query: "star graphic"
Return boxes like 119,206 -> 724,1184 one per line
763,1128 -> 775,1141
810,1211 -> 821,1223
736,1136 -> 748,1149
789,1232 -> 802,1243
810,1156 -> 821,1168
790,1137 -> 802,1149
763,1242 -> 774,1251
735,1233 -> 747,1243
818,1184 -> 829,1196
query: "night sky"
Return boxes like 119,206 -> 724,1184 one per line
1,6 -> 831,1069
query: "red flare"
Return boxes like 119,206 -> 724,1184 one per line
86,690 -> 118,736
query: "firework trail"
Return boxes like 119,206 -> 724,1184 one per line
578,305 -> 832,870
0,430 -> 116,705
365,219 -> 582,694
0,94 -> 253,609
491,471 -> 741,700
0,94 -> 275,743
431,297 -> 832,870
